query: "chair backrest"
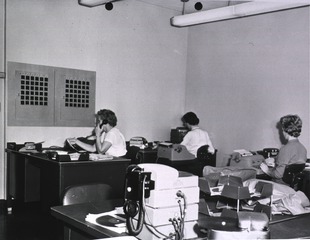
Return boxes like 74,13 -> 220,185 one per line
62,183 -> 114,205
282,163 -> 305,189
126,146 -> 141,164
197,145 -> 217,167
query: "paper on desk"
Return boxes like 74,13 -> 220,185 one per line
69,153 -> 80,161
96,237 -> 138,240
89,153 -> 113,161
85,208 -> 126,234
55,150 -> 68,155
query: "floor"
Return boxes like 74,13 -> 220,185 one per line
0,203 -> 63,240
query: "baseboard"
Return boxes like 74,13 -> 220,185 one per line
0,199 -> 7,215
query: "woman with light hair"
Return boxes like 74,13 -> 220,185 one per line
260,114 -> 307,184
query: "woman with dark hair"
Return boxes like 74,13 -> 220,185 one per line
260,114 -> 307,184
68,109 -> 127,157
180,112 -> 215,157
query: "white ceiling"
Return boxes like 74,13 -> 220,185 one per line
135,0 -> 248,14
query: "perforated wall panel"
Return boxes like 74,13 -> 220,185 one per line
8,62 -> 96,127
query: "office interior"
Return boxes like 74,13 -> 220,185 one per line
0,0 -> 309,215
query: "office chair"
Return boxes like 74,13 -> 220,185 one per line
62,183 -> 114,205
197,145 -> 217,167
191,146 -> 217,177
282,163 -> 305,191
125,145 -> 141,164
174,145 -> 217,177
62,183 -> 114,240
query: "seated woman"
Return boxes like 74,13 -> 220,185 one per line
260,114 -> 307,185
67,109 -> 127,157
180,112 -> 215,157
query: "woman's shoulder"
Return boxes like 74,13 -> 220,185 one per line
282,139 -> 307,154
108,127 -> 125,138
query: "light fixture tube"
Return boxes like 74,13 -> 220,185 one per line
78,0 -> 111,7
171,1 -> 310,27
234,2 -> 310,16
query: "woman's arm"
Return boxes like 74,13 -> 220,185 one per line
262,146 -> 290,179
96,136 -> 112,154
95,124 -> 112,154
67,138 -> 96,152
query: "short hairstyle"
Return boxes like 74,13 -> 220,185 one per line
181,112 -> 200,125
280,114 -> 302,137
96,109 -> 117,127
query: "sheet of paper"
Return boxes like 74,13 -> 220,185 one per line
85,209 -> 126,234
89,154 -> 113,161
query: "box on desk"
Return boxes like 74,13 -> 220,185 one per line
135,175 -> 199,240
157,143 -> 195,161
230,154 -> 265,169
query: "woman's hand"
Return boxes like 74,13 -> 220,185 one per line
265,157 -> 275,167
95,122 -> 103,137
260,162 -> 270,175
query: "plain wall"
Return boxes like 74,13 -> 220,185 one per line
0,0 -> 4,72
2,0 -> 188,199
6,0 -> 188,147
186,7 -> 310,165
3,1 -> 310,199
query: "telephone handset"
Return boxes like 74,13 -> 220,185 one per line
98,119 -> 108,128
123,165 -> 153,236
123,164 -> 178,236
19,142 -> 36,151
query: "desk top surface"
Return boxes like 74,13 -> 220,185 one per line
51,199 -> 126,238
51,199 -> 310,240
6,149 -> 130,165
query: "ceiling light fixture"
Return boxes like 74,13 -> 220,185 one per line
78,0 -> 114,8
171,0 -> 310,27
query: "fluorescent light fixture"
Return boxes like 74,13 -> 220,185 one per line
171,1 -> 310,27
78,0 -> 111,7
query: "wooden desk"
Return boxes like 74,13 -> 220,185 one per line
51,199 -> 310,240
51,200 -> 125,239
6,149 -> 131,212
51,199 -> 205,240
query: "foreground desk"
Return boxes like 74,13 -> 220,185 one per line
51,199 -> 310,240
6,149 -> 131,212
51,200 -> 125,239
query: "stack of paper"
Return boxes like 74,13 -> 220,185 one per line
89,154 -> 113,161
85,209 -> 126,234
